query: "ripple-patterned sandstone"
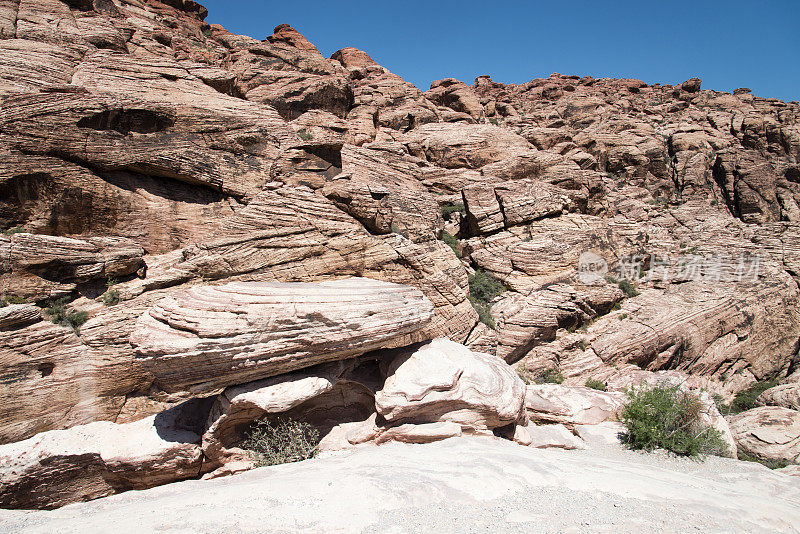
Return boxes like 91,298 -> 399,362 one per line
130,278 -> 434,393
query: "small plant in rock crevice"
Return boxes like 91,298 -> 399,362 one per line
440,202 -> 465,221
239,418 -> 320,468
715,379 -> 780,415
618,279 -> 640,298
100,278 -> 121,306
737,450 -> 792,470
468,270 -> 505,329
390,223 -> 409,238
1,295 -> 27,306
537,369 -> 566,385
2,226 -> 25,236
517,367 -> 533,385
620,383 -> 729,458
44,297 -> 89,332
441,231 -> 461,257
585,378 -> 608,391
296,128 -> 313,141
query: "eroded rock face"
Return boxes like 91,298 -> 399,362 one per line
0,233 -> 144,300
0,0 -> 799,510
0,316 -> 152,445
0,399 -> 208,510
729,406 -> 800,464
404,123 -> 533,169
131,279 -> 434,393
375,338 -> 526,430
514,422 -> 587,450
757,383 -> 800,411
524,384 -> 626,426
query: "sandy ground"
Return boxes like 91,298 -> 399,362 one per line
1,435 -> 798,534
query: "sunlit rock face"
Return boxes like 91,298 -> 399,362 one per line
1,0 -> 800,513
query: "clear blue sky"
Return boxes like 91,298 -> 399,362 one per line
200,0 -> 799,102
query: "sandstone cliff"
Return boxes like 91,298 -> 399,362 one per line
1,0 -> 800,511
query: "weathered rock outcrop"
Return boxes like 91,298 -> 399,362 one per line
523,384 -> 626,426
514,422 -> 588,450
0,0 -> 799,513
3,437 -> 800,533
757,383 -> 800,411
375,338 -> 526,430
0,233 -> 144,300
0,399 -> 209,510
729,406 -> 800,465
0,316 -> 152,445
131,279 -> 434,393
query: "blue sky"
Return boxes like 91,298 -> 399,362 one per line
200,1 -> 799,102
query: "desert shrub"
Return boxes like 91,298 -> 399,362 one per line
2,295 -> 27,305
2,226 -> 25,236
537,369 -> 565,385
585,378 -> 607,391
468,296 -> 495,329
712,393 -> 728,414
100,278 -> 121,306
100,289 -> 121,306
296,129 -> 313,141
719,379 -> 780,415
738,450 -> 791,470
440,202 -> 465,221
468,270 -> 505,329
469,270 -> 504,302
44,298 -> 89,331
620,383 -> 729,458
618,279 -> 640,298
517,367 -> 533,385
488,118 -> 499,125
441,231 -> 461,257
240,418 -> 319,468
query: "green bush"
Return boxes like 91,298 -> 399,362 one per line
100,278 -> 121,306
620,383 -> 729,458
440,202 -> 465,221
738,450 -> 791,470
517,367 -> 533,385
488,118 -> 499,125
44,298 -> 89,331
468,296 -> 495,329
618,279 -> 640,298
2,226 -> 25,236
468,270 -> 505,329
537,369 -> 565,385
441,231 -> 461,257
585,378 -> 607,391
1,295 -> 27,305
718,379 -> 780,415
100,289 -> 121,306
469,270 -> 505,303
240,418 -> 319,468
296,129 -> 313,141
